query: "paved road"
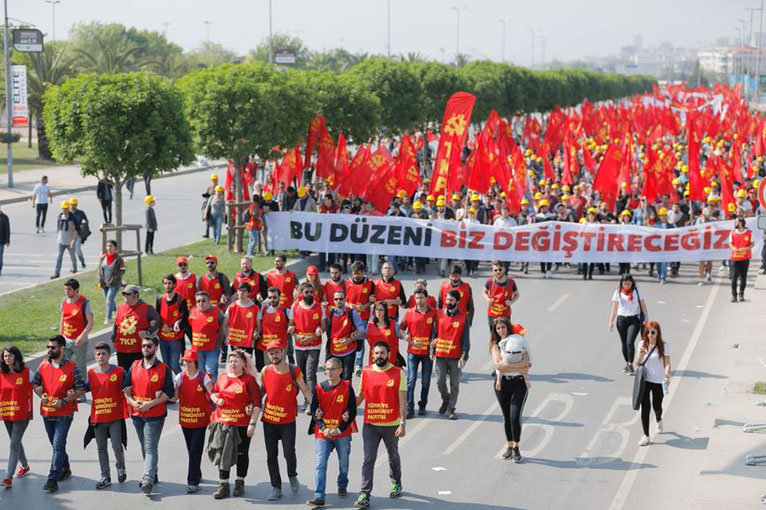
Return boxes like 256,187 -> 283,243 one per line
0,170 -> 219,294
0,261 -> 759,509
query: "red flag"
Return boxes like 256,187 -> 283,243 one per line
541,142 -> 556,182
719,159 -> 736,214
315,127 -> 336,180
687,114 -> 705,202
275,145 -> 302,190
593,144 -> 623,210
729,141 -> 743,183
336,144 -> 370,197
466,133 -> 492,193
396,135 -> 421,195
754,118 -> 766,157
641,147 -> 664,204
333,132 -> 349,187
429,92 -> 477,196
304,116 -> 326,169
582,141 -> 596,174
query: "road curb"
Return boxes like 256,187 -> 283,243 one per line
0,162 -> 226,206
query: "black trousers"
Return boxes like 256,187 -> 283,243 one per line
263,421 -> 297,487
101,200 -> 112,224
616,315 -> 641,363
182,426 -> 206,485
145,231 -> 155,254
254,349 -> 266,372
540,262 -> 552,273
640,381 -> 663,435
494,376 -> 528,443
36,203 -> 48,229
731,259 -> 749,297
218,425 -> 252,480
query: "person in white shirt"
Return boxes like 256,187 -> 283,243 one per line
492,203 -> 518,229
32,175 -> 52,234
608,274 -> 648,375
633,321 -> 671,446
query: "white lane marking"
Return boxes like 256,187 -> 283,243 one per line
759,357 -> 766,370
573,392 -> 588,396
494,392 -> 574,459
657,300 -> 666,304
438,491 -> 452,495
442,402 -> 498,456
432,466 -> 446,471
578,397 -> 639,466
608,275 -> 721,510
547,293 -> 570,312
374,418 -> 430,468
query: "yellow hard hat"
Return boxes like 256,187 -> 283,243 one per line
727,203 -> 735,212
490,176 -> 497,184
587,207 -> 598,214
60,200 -> 70,209
672,178 -> 681,186
412,201 -> 423,210
706,196 -> 716,204
468,207 -> 477,214
534,192 -> 543,200
297,186 -> 307,198
210,173 -> 219,180
69,197 -> 78,205
499,192 -> 506,199
539,179 -> 547,186
539,199 -> 550,207
214,185 -> 224,192
436,197 -> 446,206
758,156 -> 764,163
703,186 -> 711,194
711,181 -> 719,188
562,185 -> 571,192
520,198 -> 530,206
143,195 -> 155,205
658,207 -> 668,216
525,149 -> 532,156
561,194 -> 570,201
736,189 -> 746,198
579,217 -> 587,224
620,209 -> 631,217
620,182 -> 627,188
262,191 -> 273,201
754,179 -> 761,188
470,193 -> 480,202
451,193 -> 461,200
551,183 -> 560,190
680,166 -> 688,173
426,194 -> 435,201
528,170 -> 535,177
683,190 -> 690,197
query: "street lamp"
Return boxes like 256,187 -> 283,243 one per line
4,0 -> 14,186
528,28 -> 535,67
387,0 -> 391,57
540,35 -> 547,67
45,0 -> 60,42
756,0 -> 764,107
203,20 -> 213,44
450,6 -> 466,69
498,19 -> 506,63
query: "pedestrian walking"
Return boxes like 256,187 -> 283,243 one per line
482,261 -> 519,331
156,274 -> 189,374
0,346 -> 32,488
608,274 -> 649,375
174,256 -> 197,311
366,302 -> 399,366
97,240 -> 125,324
59,278 -> 94,380
68,198 -> 89,269
306,357 -> 357,508
188,291 -> 225,381
210,186 -> 226,245
345,261 -> 374,375
730,217 -> 755,302
399,288 -> 437,418
290,282 -> 325,413
52,201 -> 79,279
197,254 -> 232,310
353,342 -> 406,509
0,205 -> 9,276
32,175 -> 51,233
223,282 -> 260,356
258,287 -> 293,372
201,173 -> 219,239
96,177 -> 114,224
112,285 -> 160,371
325,290 -> 365,381
144,196 -> 157,255
431,289 -> 470,420
633,321 -> 671,446
32,335 -> 87,492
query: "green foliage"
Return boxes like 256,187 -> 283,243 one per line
307,48 -> 370,72
410,62 -> 465,124
249,33 -> 311,68
186,41 -> 241,70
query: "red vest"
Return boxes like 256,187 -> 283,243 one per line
329,309 -> 357,356
61,295 -> 87,339
175,273 -> 197,309
406,294 -> 436,310
345,278 -> 373,320
189,306 -> 220,351
0,367 -> 32,421
158,294 -> 184,341
292,301 -> 323,349
266,270 -> 296,308
261,365 -> 300,424
114,301 -> 150,353
731,229 -> 752,261
440,281 -> 472,314
226,301 -> 259,348
486,278 -> 514,318
403,307 -> 436,356
323,280 -> 345,314
259,307 -> 288,350
366,322 -> 398,364
199,273 -> 225,307
39,359 -> 77,417
232,271 -> 261,301
88,366 -> 128,423
212,373 -> 257,427
435,309 -> 467,359
129,360 -> 168,418
374,277 -> 403,320
314,380 -> 357,439
178,371 -> 211,428
361,365 -> 402,424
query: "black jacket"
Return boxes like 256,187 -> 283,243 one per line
0,211 -> 9,244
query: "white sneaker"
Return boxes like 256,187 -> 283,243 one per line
638,435 -> 650,446
697,280 -> 704,286
706,274 -> 712,282
656,420 -> 663,433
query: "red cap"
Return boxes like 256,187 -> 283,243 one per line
511,323 -> 528,335
181,349 -> 198,362
175,256 -> 188,265
306,265 -> 318,275
205,254 -> 217,262
265,341 -> 283,351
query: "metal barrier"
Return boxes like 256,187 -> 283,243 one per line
101,224 -> 143,286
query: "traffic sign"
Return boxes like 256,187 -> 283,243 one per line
758,215 -> 766,231
274,49 -> 296,65
12,29 -> 43,53
759,178 -> 766,210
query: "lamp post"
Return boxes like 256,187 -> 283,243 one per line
45,0 -> 60,41
203,20 -> 212,44
450,6 -> 466,69
528,28 -> 535,67
268,0 -> 273,64
498,19 -> 506,63
540,35 -> 547,67
4,0 -> 13,186
756,0 -> 765,107
387,0 -> 391,57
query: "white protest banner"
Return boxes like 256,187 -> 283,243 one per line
265,212 -> 763,264
11,65 -> 29,127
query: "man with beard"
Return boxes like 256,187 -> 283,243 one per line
289,282 -> 325,413
431,290 -> 470,421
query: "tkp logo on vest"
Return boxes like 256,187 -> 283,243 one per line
386,378 -> 395,387
119,316 -> 138,335
15,377 -> 23,385
214,283 -> 221,289
206,316 -> 214,323
312,313 -> 319,320
274,315 -> 281,323
150,374 -> 159,383
383,329 -> 391,336
336,394 -> 344,403
286,384 -> 293,392
197,385 -> 204,392
235,386 -> 243,394
59,374 -> 68,382
71,309 -> 79,316
246,312 -> 253,318
452,321 -> 460,328
427,318 -> 433,324
109,374 -> 118,382
188,283 -> 193,288
285,277 -> 292,283
362,288 -> 368,294
389,285 -> 395,292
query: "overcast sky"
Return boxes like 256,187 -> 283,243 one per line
13,0 -> 750,63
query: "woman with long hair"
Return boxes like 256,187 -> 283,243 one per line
303,266 -> 324,305
633,321 -> 671,446
489,317 -> 531,463
608,274 -> 649,375
97,239 -> 125,324
366,302 -> 399,366
0,346 -> 33,487
729,217 -> 755,302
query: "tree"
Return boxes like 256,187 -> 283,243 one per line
460,61 -> 511,120
43,72 -> 195,234
307,48 -> 368,72
187,41 -> 241,69
410,62 -> 465,125
69,22 -> 147,73
249,33 -> 310,68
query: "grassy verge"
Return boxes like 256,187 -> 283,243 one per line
0,142 -> 65,172
754,382 -> 766,395
0,236 -> 281,355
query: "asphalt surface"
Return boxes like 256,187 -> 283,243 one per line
0,260 -> 757,509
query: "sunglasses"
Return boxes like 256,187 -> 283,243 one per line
178,263 -> 188,267
205,261 -> 216,265
646,330 -> 657,335
334,297 -> 345,301
141,344 -> 155,349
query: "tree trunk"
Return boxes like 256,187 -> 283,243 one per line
113,174 -> 123,248
27,112 -> 32,148
35,111 -> 53,160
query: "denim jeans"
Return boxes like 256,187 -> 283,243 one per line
314,435 -> 351,500
197,348 -> 220,381
4,420 -> 29,478
94,420 -> 125,479
354,324 -> 368,370
103,286 -> 119,321
54,242 -> 77,275
212,213 -> 224,244
182,426 -> 206,486
406,353 -> 433,412
74,236 -> 86,266
246,229 -> 260,256
159,339 -> 183,374
0,243 -> 4,274
43,416 -> 73,481
657,262 -> 667,282
132,417 -> 165,485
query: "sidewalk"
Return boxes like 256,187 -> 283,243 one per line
0,159 -> 225,205
691,273 -> 766,508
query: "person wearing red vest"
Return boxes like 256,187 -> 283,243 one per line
170,349 -> 213,494
730,217 -> 755,302
156,274 -> 189,375
406,278 -> 437,309
112,285 -> 160,372
188,290 -> 225,381
231,256 -> 267,302
345,260 -> 376,375
266,254 -> 297,308
123,336 -> 174,496
1,345 -> 33,488
32,335 -> 86,493
258,287 -> 293,371
322,263 -> 345,312
209,349 -> 261,499
59,278 -> 94,380
324,290 -> 366,381
290,282 -> 325,413
306,357 -> 358,508
482,261 -> 519,331
439,264 -> 475,325
261,342 -> 312,501
86,342 -> 129,489
399,288 -> 438,418
354,342 -> 406,509
366,302 -> 399,365
223,282 -> 260,354
373,261 -> 406,322
431,289 -> 471,421
174,256 -> 197,310
197,254 -> 232,311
